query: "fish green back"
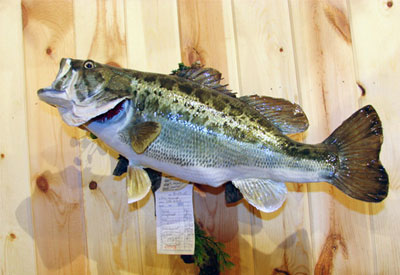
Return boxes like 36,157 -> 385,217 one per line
123,69 -> 286,148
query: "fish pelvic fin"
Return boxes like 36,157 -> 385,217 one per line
113,155 -> 129,176
323,105 -> 389,202
126,166 -> 151,203
232,178 -> 287,212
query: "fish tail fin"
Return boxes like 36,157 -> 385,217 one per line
323,105 -> 389,202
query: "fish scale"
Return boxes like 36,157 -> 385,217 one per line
143,116 -> 264,168
131,78 -> 331,178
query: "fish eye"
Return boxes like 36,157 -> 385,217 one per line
83,60 -> 95,69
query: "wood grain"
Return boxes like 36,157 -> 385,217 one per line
125,1 -> 195,274
349,0 -> 400,273
177,1 -> 254,274
177,0 -> 230,84
289,0 -> 375,273
0,1 -> 36,274
125,0 -> 181,74
22,0 -> 89,274
232,1 -> 312,274
74,0 -> 143,274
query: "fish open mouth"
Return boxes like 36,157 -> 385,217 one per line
92,99 -> 127,123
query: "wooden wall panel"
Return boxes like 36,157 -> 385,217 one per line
177,1 -> 257,274
232,1 -> 312,274
125,1 -> 195,274
1,1 -> 399,274
289,0 -> 375,273
22,0 -> 89,274
74,0 -> 143,274
349,0 -> 400,273
0,1 -> 36,274
125,0 -> 181,73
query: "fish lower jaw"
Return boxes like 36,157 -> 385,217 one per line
91,99 -> 127,123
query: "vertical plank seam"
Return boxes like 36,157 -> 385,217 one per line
229,0 -> 244,95
224,1 -> 254,273
135,203 -> 145,275
345,0 -> 361,105
249,207 -> 257,275
286,0 -> 315,270
222,0 -> 241,93
70,1 -> 92,273
345,0 -> 378,274
174,0 -> 183,65
76,143 -> 91,275
14,1 -> 40,273
19,0 -> 41,272
286,0 -> 305,108
122,1 -> 144,273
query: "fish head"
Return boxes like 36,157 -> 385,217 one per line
37,58 -> 131,126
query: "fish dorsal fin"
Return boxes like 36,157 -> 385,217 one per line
240,95 -> 309,134
171,62 -> 236,97
127,166 -> 151,203
232,178 -> 287,212
130,121 -> 161,154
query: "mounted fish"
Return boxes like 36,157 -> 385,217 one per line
37,58 -> 389,212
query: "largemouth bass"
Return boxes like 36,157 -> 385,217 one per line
37,58 -> 389,212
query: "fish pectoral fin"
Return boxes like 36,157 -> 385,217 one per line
126,166 -> 151,203
232,178 -> 287,212
239,95 -> 309,134
130,121 -> 161,154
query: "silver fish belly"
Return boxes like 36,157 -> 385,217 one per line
86,99 -> 328,187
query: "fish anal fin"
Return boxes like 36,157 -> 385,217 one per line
240,95 -> 309,134
232,178 -> 287,213
127,166 -> 151,203
131,121 -> 161,154
171,62 -> 236,97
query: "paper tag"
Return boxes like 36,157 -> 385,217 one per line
155,177 -> 194,255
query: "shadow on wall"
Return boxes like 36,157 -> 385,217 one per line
233,229 -> 312,274
305,182 -> 386,215
14,163 -> 160,273
15,166 -> 87,270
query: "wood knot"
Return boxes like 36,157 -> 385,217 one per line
315,233 -> 348,274
21,3 -> 28,29
89,181 -> 97,190
279,47 -> 284,52
324,4 -> 352,44
188,47 -> 203,65
36,175 -> 49,192
46,47 -> 52,56
272,268 -> 290,275
387,1 -> 393,8
106,61 -> 121,68
9,233 -> 16,240
357,82 -> 366,96
1,153 -> 4,159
